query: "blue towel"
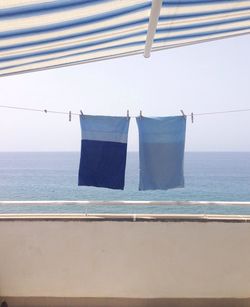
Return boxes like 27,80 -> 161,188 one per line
136,116 -> 186,191
78,115 -> 130,190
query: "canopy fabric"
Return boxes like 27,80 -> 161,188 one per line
0,0 -> 249,77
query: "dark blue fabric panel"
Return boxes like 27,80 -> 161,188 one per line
78,140 -> 127,190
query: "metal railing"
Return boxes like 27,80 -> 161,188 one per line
0,201 -> 250,220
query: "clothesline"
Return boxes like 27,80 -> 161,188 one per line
0,104 -> 250,121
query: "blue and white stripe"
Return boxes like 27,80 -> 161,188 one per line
0,0 -> 249,77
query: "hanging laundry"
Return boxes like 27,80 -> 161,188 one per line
136,116 -> 186,191
78,115 -> 130,190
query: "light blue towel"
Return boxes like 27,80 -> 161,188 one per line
136,116 -> 186,191
78,115 -> 130,190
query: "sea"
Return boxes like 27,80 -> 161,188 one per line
0,152 -> 250,215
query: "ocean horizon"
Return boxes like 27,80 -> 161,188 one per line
0,151 -> 250,215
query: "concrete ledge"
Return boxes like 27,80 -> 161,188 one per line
2,297 -> 250,307
1,216 -> 250,299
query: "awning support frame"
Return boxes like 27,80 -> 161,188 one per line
144,0 -> 163,58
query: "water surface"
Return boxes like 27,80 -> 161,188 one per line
0,152 -> 249,214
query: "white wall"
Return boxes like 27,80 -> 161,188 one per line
0,218 -> 250,299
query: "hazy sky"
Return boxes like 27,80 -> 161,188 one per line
0,35 -> 249,152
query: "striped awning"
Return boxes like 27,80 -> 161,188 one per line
0,0 -> 250,77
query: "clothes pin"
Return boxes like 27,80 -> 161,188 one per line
191,112 -> 194,123
80,110 -> 83,116
69,111 -> 72,122
140,110 -> 142,119
127,110 -> 129,120
180,110 -> 185,117
44,109 -> 48,114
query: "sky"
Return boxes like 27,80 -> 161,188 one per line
0,35 -> 249,152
